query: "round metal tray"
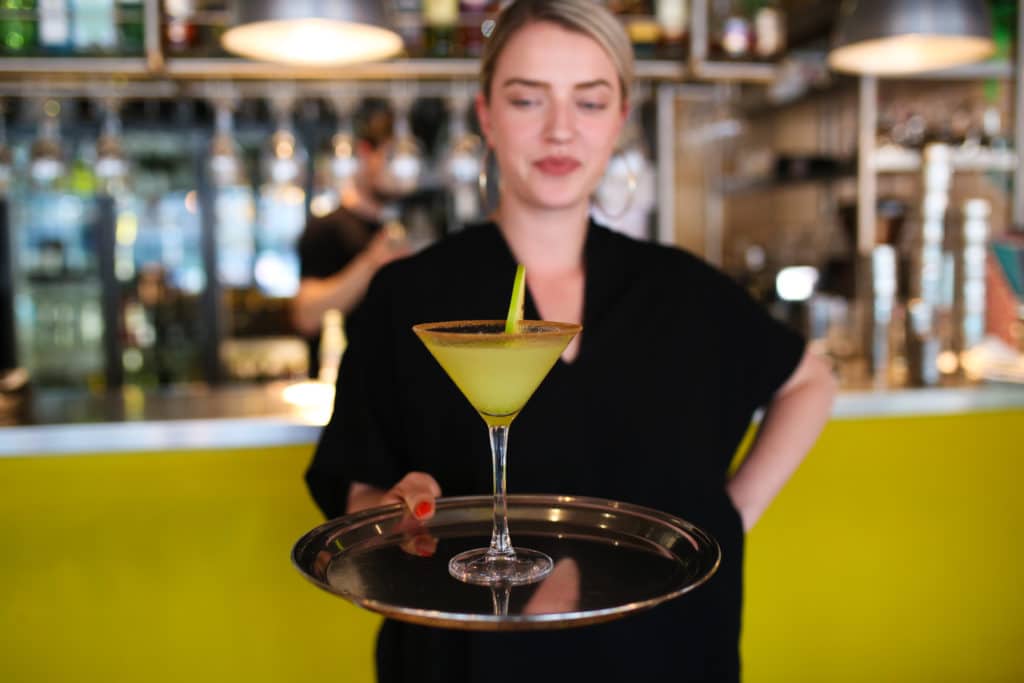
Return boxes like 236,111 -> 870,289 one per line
292,494 -> 720,631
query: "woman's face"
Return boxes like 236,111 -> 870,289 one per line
476,21 -> 627,214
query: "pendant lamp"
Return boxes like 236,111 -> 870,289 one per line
221,0 -> 403,66
828,0 -> 996,76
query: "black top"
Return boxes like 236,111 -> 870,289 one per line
306,222 -> 804,683
296,205 -> 382,377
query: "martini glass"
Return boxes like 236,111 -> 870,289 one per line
413,320 -> 581,586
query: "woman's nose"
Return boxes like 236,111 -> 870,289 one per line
544,100 -> 574,143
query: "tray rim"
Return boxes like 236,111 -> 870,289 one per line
292,493 -> 722,630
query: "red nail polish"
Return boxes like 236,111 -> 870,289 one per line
414,501 -> 432,518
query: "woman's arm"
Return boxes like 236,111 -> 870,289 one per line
292,230 -> 410,336
292,256 -> 378,336
725,348 -> 837,532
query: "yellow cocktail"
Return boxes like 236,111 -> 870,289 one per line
413,320 -> 580,585
415,321 -> 576,426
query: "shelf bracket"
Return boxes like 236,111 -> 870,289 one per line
144,0 -> 165,73
857,76 -> 878,256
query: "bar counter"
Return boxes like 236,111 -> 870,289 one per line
2,382 -> 1022,683
2,380 -> 1023,456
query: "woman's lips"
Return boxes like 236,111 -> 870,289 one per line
534,156 -> 581,176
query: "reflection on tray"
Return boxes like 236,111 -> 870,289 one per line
293,495 -> 720,631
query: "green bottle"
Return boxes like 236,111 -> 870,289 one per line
116,0 -> 142,54
990,0 -> 1015,61
0,0 -> 38,55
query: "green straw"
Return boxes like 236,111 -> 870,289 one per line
504,264 -> 526,334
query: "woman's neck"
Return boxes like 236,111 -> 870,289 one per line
494,197 -> 589,276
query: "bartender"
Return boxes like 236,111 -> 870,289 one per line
292,101 -> 411,378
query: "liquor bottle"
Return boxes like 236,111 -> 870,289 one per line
394,0 -> 424,58
163,0 -> 197,54
752,0 -> 784,61
981,104 -> 1009,150
606,0 -> 659,59
116,0 -> 143,54
37,0 -> 72,54
959,199 -> 990,354
72,0 -> 117,53
66,143 -> 99,197
626,15 -> 660,60
989,0 -> 1015,61
711,0 -> 750,60
255,103 -> 307,299
0,0 -> 37,55
423,0 -> 458,58
29,103 -> 65,191
209,105 -> 256,290
459,0 -> 493,58
656,0 -> 688,61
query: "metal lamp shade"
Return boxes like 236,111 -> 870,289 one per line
221,0 -> 403,66
828,0 -> 995,76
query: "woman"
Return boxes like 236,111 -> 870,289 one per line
306,1 -> 837,681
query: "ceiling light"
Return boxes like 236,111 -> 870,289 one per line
221,0 -> 403,66
828,0 -> 995,76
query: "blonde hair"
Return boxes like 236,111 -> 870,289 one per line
480,0 -> 634,105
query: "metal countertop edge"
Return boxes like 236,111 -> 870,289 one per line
0,417 -> 323,457
832,385 -> 1024,420
0,386 -> 1021,458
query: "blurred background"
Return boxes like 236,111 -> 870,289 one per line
0,0 -> 1021,401
1,2 -> 1023,682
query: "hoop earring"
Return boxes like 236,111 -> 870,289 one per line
592,153 -> 639,220
478,146 -> 492,207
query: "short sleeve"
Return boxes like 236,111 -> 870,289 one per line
706,266 -> 806,413
304,272 -> 402,519
298,221 -> 342,281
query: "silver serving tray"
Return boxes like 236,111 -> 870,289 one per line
292,494 -> 720,631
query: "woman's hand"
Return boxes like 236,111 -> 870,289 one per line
347,472 -> 442,520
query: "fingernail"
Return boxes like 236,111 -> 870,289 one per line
414,501 -> 433,519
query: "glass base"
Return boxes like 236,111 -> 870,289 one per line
448,547 -> 553,586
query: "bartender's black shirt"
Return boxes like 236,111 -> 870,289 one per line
306,221 -> 805,683
296,205 -> 381,377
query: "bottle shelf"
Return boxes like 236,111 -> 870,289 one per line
691,59 -> 779,84
874,145 -> 1018,173
721,145 -> 1019,194
719,172 -> 854,195
0,57 -> 150,76
0,56 -> 692,82
896,59 -> 1014,82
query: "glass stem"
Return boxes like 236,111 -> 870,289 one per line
487,423 -> 515,559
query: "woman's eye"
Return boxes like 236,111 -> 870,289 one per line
578,100 -> 608,112
510,98 -> 539,108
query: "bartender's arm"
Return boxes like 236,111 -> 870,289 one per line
725,348 -> 837,532
292,229 -> 409,336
